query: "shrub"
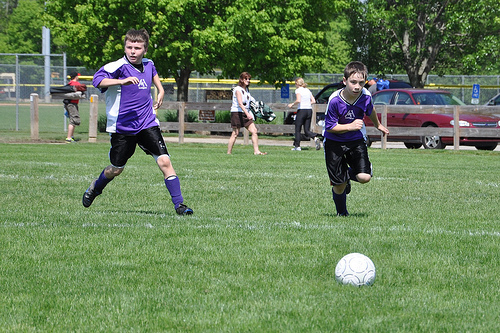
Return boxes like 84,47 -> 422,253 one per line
98,114 -> 107,132
161,110 -> 198,122
215,111 -> 231,123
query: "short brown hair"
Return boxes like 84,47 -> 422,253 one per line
343,61 -> 368,81
238,72 -> 252,88
124,29 -> 150,50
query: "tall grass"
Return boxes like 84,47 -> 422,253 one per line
1,141 -> 499,331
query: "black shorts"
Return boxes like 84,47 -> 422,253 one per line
109,126 -> 169,167
324,139 -> 371,186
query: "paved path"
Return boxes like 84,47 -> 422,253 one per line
162,136 -> 500,151
163,136 -> 292,147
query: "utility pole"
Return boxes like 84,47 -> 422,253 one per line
42,26 -> 51,103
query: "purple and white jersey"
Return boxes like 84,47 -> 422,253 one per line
93,56 -> 160,134
322,87 -> 373,142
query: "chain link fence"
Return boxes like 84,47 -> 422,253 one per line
1,57 -> 499,132
1,63 -> 499,103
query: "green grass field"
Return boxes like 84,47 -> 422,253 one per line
1,136 -> 500,331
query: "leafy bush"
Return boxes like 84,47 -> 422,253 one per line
254,117 -> 277,125
161,110 -> 198,122
162,110 -> 178,122
215,111 -> 231,123
98,114 -> 107,132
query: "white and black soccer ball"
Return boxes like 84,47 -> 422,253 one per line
335,253 -> 376,286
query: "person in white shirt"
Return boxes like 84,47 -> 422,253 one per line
227,72 -> 267,155
288,78 -> 320,150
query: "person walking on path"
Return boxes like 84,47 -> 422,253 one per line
227,72 -> 267,155
287,78 -> 321,151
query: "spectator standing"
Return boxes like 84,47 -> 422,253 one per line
227,72 -> 267,155
367,77 -> 378,95
287,78 -> 321,150
64,72 -> 85,143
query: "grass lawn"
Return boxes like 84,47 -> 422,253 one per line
1,138 -> 499,331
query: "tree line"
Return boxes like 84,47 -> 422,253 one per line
1,0 -> 498,101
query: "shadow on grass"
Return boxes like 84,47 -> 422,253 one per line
324,212 -> 369,218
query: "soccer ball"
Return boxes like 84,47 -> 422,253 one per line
335,253 -> 376,286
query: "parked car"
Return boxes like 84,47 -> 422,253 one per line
485,93 -> 500,106
365,88 -> 500,150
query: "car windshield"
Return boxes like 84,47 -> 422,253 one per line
413,92 -> 465,105
316,87 -> 338,103
372,91 -> 395,105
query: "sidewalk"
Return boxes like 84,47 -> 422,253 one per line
162,135 -> 500,151
162,135 -> 293,147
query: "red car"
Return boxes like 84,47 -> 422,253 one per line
365,89 -> 500,150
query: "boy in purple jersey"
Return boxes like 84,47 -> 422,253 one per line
323,61 -> 389,216
82,29 -> 193,215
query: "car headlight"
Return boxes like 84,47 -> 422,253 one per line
498,120 -> 500,127
450,120 -> 471,127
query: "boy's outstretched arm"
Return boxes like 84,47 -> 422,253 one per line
97,77 -> 139,88
152,74 -> 164,110
368,111 -> 389,135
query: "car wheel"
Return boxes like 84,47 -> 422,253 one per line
422,125 -> 446,149
404,142 -> 422,149
475,144 -> 497,151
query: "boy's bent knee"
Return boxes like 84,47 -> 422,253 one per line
105,165 -> 124,178
157,154 -> 172,166
357,173 -> 371,183
332,184 -> 347,194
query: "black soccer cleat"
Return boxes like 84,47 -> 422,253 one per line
176,203 -> 193,215
82,180 -> 101,208
315,137 -> 321,150
345,179 -> 351,195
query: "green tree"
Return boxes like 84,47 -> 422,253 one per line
353,0 -> 500,87
44,0 -> 351,101
0,0 -> 82,66
322,19 -> 353,74
215,0 -> 350,83
0,0 -> 19,32
5,0 -> 44,54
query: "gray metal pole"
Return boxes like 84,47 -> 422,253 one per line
43,27 -> 51,103
63,52 -> 67,132
16,55 -> 19,131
